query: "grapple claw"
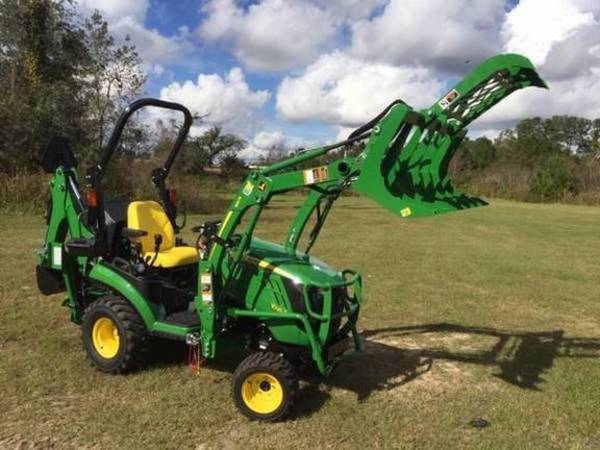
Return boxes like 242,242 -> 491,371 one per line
353,53 -> 547,219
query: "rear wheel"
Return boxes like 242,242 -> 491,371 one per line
232,352 -> 298,421
81,295 -> 147,373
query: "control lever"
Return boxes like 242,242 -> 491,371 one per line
145,234 -> 163,267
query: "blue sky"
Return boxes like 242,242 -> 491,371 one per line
77,0 -> 600,159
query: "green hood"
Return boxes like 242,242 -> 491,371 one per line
247,237 -> 345,286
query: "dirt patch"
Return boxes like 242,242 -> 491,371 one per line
372,331 -> 498,353
350,332 -> 502,401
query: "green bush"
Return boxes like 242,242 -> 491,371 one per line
461,137 -> 497,169
529,154 -> 580,201
0,172 -> 48,213
0,169 -> 234,215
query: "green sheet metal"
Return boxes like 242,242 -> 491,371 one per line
354,53 -> 547,219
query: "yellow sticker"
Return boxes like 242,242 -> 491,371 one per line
242,181 -> 254,196
270,303 -> 285,313
400,207 -> 412,218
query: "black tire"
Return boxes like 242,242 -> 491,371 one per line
81,295 -> 147,374
232,351 -> 298,421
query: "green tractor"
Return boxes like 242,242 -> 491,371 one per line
36,54 -> 546,420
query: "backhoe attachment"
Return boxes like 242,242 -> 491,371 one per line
353,53 -> 547,219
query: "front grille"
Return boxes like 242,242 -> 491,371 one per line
329,287 -> 347,336
284,279 -> 349,338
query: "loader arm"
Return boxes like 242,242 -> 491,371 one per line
195,53 -> 547,359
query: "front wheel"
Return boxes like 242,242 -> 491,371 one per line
232,352 -> 298,421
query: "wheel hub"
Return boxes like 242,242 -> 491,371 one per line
241,373 -> 283,414
92,317 -> 120,359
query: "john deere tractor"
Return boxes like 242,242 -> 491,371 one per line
36,54 -> 546,420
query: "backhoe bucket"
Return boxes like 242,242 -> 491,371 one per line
353,53 -> 547,219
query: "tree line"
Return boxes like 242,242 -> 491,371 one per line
454,117 -> 600,202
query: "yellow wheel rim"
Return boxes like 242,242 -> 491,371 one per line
241,372 -> 283,415
92,317 -> 120,359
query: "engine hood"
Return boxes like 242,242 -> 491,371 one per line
246,237 -> 346,286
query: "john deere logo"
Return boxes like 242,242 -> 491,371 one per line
258,181 -> 267,192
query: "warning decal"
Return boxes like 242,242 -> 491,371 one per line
438,89 -> 460,110
303,166 -> 329,185
201,273 -> 213,303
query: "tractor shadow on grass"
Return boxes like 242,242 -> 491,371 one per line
310,323 -> 600,406
142,324 -> 600,419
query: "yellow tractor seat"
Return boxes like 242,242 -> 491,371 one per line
127,200 -> 199,268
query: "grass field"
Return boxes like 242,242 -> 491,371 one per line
1,197 -> 599,449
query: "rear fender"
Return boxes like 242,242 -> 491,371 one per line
88,263 -> 159,329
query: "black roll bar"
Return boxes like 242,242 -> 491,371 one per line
98,97 -> 193,178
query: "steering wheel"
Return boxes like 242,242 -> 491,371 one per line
192,221 -> 222,252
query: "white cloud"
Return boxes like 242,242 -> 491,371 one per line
239,130 -> 288,160
159,67 -> 270,127
350,0 -> 505,74
109,17 -> 191,67
541,24 -> 600,80
469,0 -> 600,130
276,52 -> 443,126
197,0 -> 338,71
77,0 -> 192,68
313,0 -> 387,21
151,64 -> 165,76
77,0 -> 149,21
197,0 -> 241,42
334,126 -> 359,142
252,130 -> 286,150
502,0 -> 597,66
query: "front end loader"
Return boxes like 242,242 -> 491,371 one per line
36,54 -> 546,420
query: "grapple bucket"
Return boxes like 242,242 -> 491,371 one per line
353,53 -> 547,219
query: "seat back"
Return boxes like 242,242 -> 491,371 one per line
104,196 -> 130,254
127,201 -> 175,253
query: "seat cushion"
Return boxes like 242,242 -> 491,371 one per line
143,246 -> 199,268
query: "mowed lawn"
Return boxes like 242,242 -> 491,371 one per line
1,197 -> 599,449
